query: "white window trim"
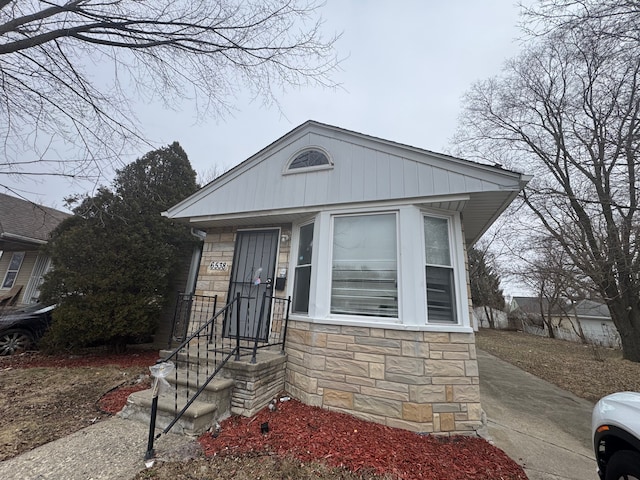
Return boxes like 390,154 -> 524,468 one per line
291,219 -> 315,315
287,205 -> 472,333
328,210 -> 401,323
282,145 -> 334,175
420,209 -> 470,328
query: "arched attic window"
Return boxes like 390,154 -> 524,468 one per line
284,147 -> 333,174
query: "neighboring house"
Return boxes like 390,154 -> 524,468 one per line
509,296 -> 620,347
509,296 -> 567,328
570,300 -> 619,348
510,295 -> 575,340
164,121 -> 529,434
0,193 -> 69,306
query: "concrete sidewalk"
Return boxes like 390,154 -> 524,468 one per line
0,417 -> 199,480
477,349 -> 598,480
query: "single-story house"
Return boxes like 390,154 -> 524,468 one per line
163,121 -> 529,434
0,193 -> 69,306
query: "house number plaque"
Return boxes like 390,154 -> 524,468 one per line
208,261 -> 228,271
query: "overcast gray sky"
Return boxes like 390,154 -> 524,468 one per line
8,0 -> 525,210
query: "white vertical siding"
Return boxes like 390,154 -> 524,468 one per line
402,160 -> 419,198
417,163 -> 435,195
170,126 -> 519,219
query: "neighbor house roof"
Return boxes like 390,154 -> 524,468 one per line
511,296 -> 611,321
510,296 -> 568,316
0,193 -> 70,249
573,299 -> 611,321
165,120 -> 531,245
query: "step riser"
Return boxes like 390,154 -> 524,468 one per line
165,382 -> 233,406
121,380 -> 234,436
160,348 -> 272,371
121,397 -> 217,436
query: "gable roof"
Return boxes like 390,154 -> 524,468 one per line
0,193 -> 70,249
165,121 -> 530,245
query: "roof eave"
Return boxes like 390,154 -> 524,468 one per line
0,232 -> 47,246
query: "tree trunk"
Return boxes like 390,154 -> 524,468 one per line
541,314 -> 556,339
609,300 -> 640,362
484,305 -> 495,329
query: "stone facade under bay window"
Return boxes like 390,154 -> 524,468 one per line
285,321 -> 481,434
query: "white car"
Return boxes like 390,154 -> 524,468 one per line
592,392 -> 640,480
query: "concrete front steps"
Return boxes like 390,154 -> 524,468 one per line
120,373 -> 234,436
120,349 -> 287,436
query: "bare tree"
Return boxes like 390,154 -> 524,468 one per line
516,235 -> 596,340
0,0 -> 338,184
456,1 -> 640,361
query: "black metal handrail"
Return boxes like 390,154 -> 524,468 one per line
145,292 -> 291,459
250,293 -> 291,362
168,293 -> 219,348
145,293 -> 241,459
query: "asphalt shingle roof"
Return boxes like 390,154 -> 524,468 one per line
0,193 -> 69,245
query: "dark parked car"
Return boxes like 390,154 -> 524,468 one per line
0,304 -> 55,355
592,391 -> 640,480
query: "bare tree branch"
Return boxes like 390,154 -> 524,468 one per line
0,0 -> 340,184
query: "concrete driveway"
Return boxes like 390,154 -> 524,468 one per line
477,350 -> 598,480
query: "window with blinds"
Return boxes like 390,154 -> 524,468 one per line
424,216 -> 456,323
331,213 -> 398,318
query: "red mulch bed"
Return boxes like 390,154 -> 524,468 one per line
98,382 -> 151,414
200,399 -> 527,480
0,349 -> 161,369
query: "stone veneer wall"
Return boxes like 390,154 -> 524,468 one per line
222,352 -> 287,417
284,322 -> 482,435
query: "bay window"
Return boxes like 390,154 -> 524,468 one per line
331,213 -> 398,318
290,207 -> 467,329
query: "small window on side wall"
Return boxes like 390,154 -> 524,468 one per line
424,216 -> 456,323
293,223 -> 314,313
286,148 -> 332,173
2,252 -> 25,289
